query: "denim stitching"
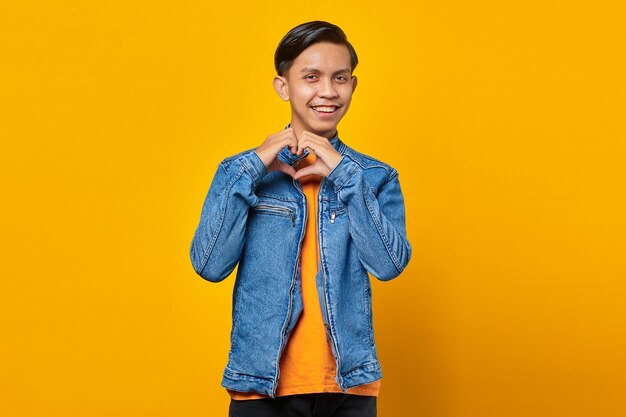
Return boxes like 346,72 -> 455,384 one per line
198,163 -> 247,275
362,181 -> 403,274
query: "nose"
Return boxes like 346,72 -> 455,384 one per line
317,77 -> 338,99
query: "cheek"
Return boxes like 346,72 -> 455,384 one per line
339,85 -> 354,99
292,86 -> 316,102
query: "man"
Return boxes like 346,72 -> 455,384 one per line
190,20 -> 411,417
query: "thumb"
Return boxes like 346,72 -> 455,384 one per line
293,165 -> 319,180
276,161 -> 296,178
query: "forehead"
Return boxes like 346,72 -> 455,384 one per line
290,42 -> 352,73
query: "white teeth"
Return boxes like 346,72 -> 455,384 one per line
313,106 -> 336,113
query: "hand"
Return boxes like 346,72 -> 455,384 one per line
254,128 -> 298,177
293,131 -> 343,180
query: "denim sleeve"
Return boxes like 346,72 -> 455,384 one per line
189,151 -> 267,282
327,155 -> 412,281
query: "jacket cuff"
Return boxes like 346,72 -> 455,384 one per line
241,151 -> 268,185
327,155 -> 360,191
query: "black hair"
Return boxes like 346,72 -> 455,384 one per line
274,21 -> 359,76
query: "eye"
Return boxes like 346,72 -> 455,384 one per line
334,75 -> 348,82
305,74 -> 318,80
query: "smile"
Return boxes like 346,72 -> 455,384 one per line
311,106 -> 338,113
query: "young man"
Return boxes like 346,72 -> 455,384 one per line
190,21 -> 411,417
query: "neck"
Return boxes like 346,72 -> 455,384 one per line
289,120 -> 336,140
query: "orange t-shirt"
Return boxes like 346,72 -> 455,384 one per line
229,154 -> 381,400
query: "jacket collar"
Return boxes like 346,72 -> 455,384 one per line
277,123 -> 344,166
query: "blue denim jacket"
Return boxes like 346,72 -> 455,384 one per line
189,132 -> 411,397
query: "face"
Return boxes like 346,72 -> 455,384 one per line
274,42 -> 358,139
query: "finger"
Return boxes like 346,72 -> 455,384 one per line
299,131 -> 330,145
297,135 -> 330,155
276,129 -> 298,148
305,130 -> 331,141
296,138 -> 313,156
297,138 -> 327,158
257,130 -> 298,166
293,165 -> 319,180
278,129 -> 298,154
276,161 -> 296,177
298,130 -> 328,142
301,140 -> 342,171
267,131 -> 297,156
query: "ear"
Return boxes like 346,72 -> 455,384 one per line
273,75 -> 290,101
351,75 -> 358,93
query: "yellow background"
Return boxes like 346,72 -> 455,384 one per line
1,1 -> 625,416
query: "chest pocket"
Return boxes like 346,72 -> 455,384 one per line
251,199 -> 295,227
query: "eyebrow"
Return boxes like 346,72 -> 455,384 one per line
300,66 -> 351,75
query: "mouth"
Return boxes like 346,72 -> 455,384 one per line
311,105 -> 339,114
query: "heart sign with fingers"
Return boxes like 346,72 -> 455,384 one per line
254,128 -> 342,180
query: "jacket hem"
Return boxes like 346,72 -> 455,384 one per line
341,362 -> 383,389
221,369 -> 274,397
